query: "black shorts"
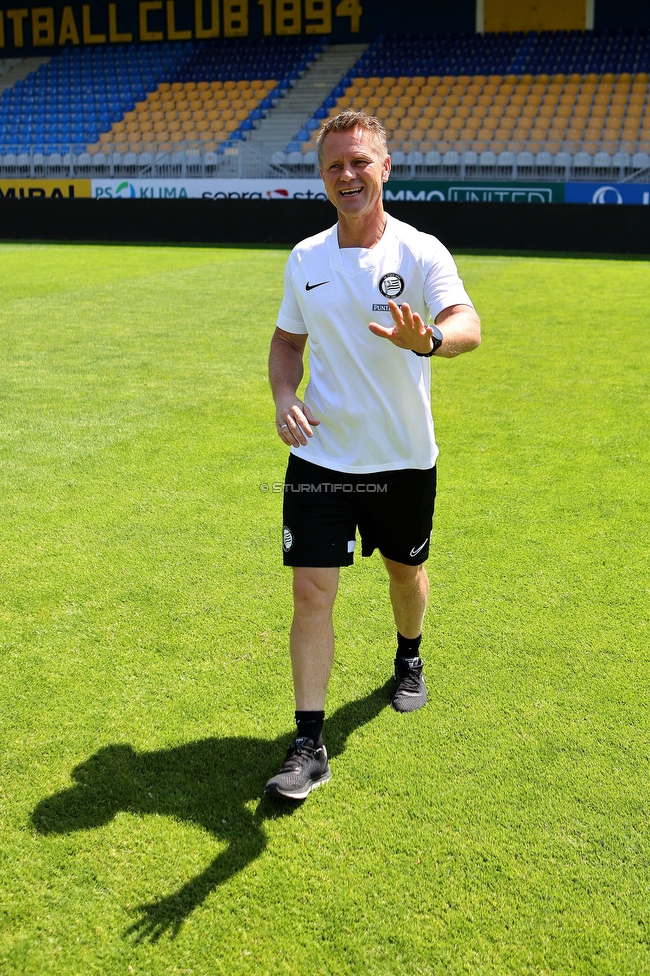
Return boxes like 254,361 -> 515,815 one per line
282,453 -> 437,567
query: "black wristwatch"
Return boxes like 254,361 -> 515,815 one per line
412,325 -> 443,357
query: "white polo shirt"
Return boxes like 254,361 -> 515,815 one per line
276,213 -> 473,474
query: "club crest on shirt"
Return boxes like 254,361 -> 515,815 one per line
378,273 -> 405,298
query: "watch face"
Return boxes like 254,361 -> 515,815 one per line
432,326 -> 443,349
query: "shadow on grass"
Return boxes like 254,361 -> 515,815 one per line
31,680 -> 391,942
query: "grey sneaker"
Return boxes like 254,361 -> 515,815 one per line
391,656 -> 428,712
264,737 -> 332,800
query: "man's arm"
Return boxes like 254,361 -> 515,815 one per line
368,301 -> 481,358
268,327 -> 320,446
434,303 -> 481,358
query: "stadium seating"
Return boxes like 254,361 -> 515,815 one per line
299,71 -> 650,160
0,36 -> 324,161
291,31 -> 650,164
1,29 -> 649,179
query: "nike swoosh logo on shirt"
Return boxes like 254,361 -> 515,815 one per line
410,540 -> 428,557
305,280 -> 330,291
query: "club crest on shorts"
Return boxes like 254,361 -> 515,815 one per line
378,273 -> 405,299
282,526 -> 293,551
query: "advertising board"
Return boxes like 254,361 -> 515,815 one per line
2,179 -> 647,205
564,183 -> 650,205
384,181 -> 565,203
91,178 -> 326,199
0,179 -> 91,197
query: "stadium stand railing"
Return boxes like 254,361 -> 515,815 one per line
1,30 -> 650,183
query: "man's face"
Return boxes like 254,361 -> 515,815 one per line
318,127 -> 391,220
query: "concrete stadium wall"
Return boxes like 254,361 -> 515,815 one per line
0,198 -> 649,253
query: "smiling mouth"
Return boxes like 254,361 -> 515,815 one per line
340,187 -> 363,196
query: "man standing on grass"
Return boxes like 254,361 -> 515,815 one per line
265,111 -> 481,800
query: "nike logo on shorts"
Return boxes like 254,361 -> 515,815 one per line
305,280 -> 330,291
410,539 -> 428,557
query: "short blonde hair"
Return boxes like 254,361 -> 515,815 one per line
316,111 -> 388,167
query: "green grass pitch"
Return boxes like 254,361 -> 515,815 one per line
0,241 -> 648,975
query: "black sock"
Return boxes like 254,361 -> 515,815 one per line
295,710 -> 325,748
397,632 -> 422,659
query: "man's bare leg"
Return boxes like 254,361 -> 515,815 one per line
382,558 -> 429,637
265,566 -> 339,799
382,557 -> 429,712
290,566 -> 340,711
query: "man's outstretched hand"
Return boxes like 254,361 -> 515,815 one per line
368,300 -> 433,355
